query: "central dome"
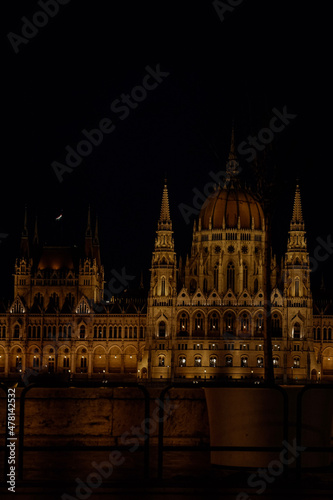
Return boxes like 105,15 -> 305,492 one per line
199,186 -> 264,230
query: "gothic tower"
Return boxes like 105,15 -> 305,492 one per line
145,180 -> 177,379
283,183 -> 315,380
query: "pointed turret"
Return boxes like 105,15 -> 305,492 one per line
92,215 -> 101,266
33,216 -> 39,246
85,205 -> 93,258
287,183 -> 307,252
225,123 -> 240,184
20,206 -> 29,259
158,179 -> 172,231
290,183 -> 304,230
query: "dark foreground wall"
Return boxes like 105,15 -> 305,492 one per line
0,387 -> 210,447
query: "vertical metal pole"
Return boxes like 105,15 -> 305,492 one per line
158,386 -> 172,479
18,383 -> 36,481
138,384 -> 150,479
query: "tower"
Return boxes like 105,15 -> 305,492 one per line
145,180 -> 177,379
283,183 -> 314,380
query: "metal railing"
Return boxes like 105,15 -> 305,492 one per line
0,380 -> 332,487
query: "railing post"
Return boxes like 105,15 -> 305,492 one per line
18,383 -> 37,481
137,383 -> 150,479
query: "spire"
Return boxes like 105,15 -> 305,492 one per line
158,179 -> 172,230
225,122 -> 240,184
33,216 -> 39,245
92,215 -> 101,266
86,205 -> 92,237
20,206 -> 29,258
93,215 -> 99,245
290,183 -> 304,230
85,205 -> 93,258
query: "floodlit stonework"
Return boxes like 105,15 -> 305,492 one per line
0,135 -> 332,383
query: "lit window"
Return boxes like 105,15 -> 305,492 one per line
194,356 -> 201,367
210,356 -> 217,367
179,356 -> 186,367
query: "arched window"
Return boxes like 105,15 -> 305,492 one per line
179,356 -> 186,367
255,314 -> 264,335
295,277 -> 300,297
254,279 -> 259,294
293,322 -> 301,339
323,328 -> 327,340
179,313 -> 188,333
161,277 -> 166,296
227,263 -> 235,291
273,356 -> 279,367
293,357 -> 300,367
272,313 -> 282,337
240,313 -> 250,334
241,356 -> 248,367
225,355 -> 233,366
209,313 -> 219,331
14,325 -> 20,339
203,279 -> 208,293
79,325 -> 85,339
194,356 -> 201,367
257,356 -> 264,367
194,312 -> 203,331
158,321 -> 166,338
210,356 -> 217,367
158,355 -> 165,367
224,312 -> 235,334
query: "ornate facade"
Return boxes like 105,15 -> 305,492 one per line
0,138 -> 332,383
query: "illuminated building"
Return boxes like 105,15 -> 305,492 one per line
0,135 -> 332,382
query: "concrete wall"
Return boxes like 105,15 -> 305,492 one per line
0,386 -> 210,447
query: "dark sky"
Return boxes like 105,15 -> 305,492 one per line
1,0 -> 331,298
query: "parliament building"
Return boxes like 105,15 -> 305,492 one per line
0,135 -> 332,383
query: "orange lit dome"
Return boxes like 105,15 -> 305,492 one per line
199,186 -> 264,230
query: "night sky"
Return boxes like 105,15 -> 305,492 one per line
1,0 -> 331,299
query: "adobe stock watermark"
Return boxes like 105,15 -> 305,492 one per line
51,64 -> 170,183
237,106 -> 297,162
7,0 -> 71,54
309,235 -> 333,273
213,0 -> 245,23
92,267 -> 135,312
61,396 -> 178,500
236,438 -> 306,499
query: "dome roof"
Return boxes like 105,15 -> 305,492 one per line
199,186 -> 264,230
